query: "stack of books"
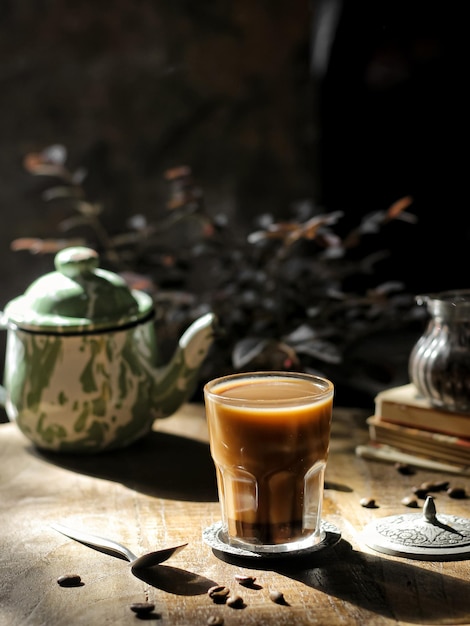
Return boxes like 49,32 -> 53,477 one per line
360,383 -> 470,472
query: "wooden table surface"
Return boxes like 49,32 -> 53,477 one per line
2,403 -> 470,626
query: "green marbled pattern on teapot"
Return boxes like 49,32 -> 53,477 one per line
4,320 -> 207,453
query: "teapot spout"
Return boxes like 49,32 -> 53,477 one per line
152,312 -> 217,417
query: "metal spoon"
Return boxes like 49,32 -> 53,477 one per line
51,522 -> 188,569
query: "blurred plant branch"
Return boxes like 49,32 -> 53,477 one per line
14,144 -> 420,393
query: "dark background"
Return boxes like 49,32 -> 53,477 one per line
312,0 -> 468,294
1,0 -> 313,302
0,1 -> 467,414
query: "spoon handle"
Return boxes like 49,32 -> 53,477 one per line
51,522 -> 138,563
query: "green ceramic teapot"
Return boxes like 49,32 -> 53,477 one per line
0,247 -> 216,453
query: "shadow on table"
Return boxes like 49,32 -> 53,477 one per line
34,430 -> 218,503
132,563 -> 218,596
216,539 -> 470,625
285,542 -> 470,624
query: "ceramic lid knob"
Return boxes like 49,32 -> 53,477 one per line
54,246 -> 99,278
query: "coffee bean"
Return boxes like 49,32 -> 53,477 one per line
412,486 -> 429,499
207,617 -> 224,626
234,574 -> 256,587
208,586 -> 230,604
395,463 -> 415,475
418,481 -> 434,491
401,495 -> 419,508
447,486 -> 467,499
269,589 -> 288,605
420,480 -> 449,492
57,574 -> 82,587
359,497 -> 376,508
226,593 -> 244,608
130,602 -> 155,615
432,480 -> 450,492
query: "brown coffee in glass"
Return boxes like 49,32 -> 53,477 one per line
204,371 -> 334,554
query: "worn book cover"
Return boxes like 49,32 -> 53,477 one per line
367,415 -> 470,466
356,441 -> 470,475
374,384 -> 470,438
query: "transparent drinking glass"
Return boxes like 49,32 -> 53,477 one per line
204,371 -> 334,554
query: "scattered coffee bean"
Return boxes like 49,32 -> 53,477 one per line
226,593 -> 244,608
130,602 -> 156,615
208,586 -> 230,604
418,481 -> 434,491
419,480 -> 449,492
359,497 -> 376,508
447,486 -> 467,499
234,574 -> 256,587
401,495 -> 419,508
57,574 -> 82,587
412,486 -> 429,499
269,589 -> 287,605
395,462 -> 415,475
207,617 -> 224,626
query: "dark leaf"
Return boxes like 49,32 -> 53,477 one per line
71,167 -> 88,185
10,237 -> 85,254
283,324 -> 317,344
42,144 -> 67,165
59,215 -> 95,232
294,339 -> 342,364
386,195 -> 414,220
42,186 -> 83,202
232,337 -> 270,369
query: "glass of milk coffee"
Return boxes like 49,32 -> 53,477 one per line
204,371 -> 334,554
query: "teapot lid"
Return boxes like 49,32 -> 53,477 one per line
4,247 -> 154,333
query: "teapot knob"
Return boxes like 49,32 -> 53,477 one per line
55,247 -> 99,278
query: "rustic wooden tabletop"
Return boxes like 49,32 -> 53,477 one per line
2,403 -> 470,626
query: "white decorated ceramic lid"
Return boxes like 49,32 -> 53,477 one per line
4,246 -> 154,333
363,496 -> 470,560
